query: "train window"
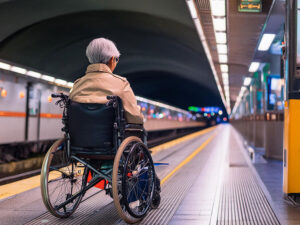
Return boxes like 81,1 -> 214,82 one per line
28,88 -> 41,116
267,76 -> 284,111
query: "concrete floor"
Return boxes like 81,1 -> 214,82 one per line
1,125 -> 297,225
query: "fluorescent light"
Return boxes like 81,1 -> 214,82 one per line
11,66 -> 27,74
223,75 -> 228,81
67,82 -> 74,88
219,54 -> 228,63
186,0 -> 228,114
220,64 -> 228,72
215,32 -> 227,44
0,62 -> 11,70
249,62 -> 260,72
241,87 -> 247,95
187,0 -> 198,19
222,72 -> 229,85
213,17 -> 226,31
26,71 -> 41,79
210,0 -> 226,16
222,72 -> 228,78
243,77 -> 252,86
258,33 -> 276,51
41,75 -> 55,82
55,79 -> 67,86
217,44 -> 227,54
223,77 -> 229,85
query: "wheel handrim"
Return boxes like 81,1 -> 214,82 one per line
41,139 -> 87,218
122,142 -> 155,218
112,137 -> 155,223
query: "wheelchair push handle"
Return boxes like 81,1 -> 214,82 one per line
106,96 -> 120,108
107,95 -> 120,100
51,93 -> 66,98
51,93 -> 69,107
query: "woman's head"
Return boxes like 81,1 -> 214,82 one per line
86,38 -> 120,71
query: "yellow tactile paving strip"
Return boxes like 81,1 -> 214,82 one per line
151,126 -> 216,155
0,165 -> 84,200
0,172 -> 59,200
0,126 -> 216,200
161,131 -> 217,185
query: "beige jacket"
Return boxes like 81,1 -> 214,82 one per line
69,64 -> 144,124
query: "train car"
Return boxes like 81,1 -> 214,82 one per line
136,96 -> 193,122
0,70 -> 67,146
0,63 -> 197,164
283,0 -> 300,200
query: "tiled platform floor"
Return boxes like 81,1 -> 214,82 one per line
252,147 -> 300,225
170,125 -> 281,225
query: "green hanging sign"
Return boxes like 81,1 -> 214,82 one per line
238,0 -> 262,13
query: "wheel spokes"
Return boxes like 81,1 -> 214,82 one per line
121,142 -> 155,218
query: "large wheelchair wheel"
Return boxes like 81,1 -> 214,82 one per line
112,136 -> 155,224
40,138 -> 88,218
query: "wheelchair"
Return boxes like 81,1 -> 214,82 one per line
40,93 -> 161,224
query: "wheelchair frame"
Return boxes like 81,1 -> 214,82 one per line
40,93 -> 158,223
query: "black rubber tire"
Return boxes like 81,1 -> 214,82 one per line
151,191 -> 161,209
40,138 -> 88,218
112,136 -> 149,224
121,142 -> 155,218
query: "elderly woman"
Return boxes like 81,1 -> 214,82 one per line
69,38 -> 144,124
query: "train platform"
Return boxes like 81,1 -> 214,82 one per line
0,125 -> 299,225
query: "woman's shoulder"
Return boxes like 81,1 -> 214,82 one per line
111,73 -> 127,82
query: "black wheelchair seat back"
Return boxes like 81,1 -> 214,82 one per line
68,101 -> 115,155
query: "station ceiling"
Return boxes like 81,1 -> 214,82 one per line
0,0 -> 225,112
227,0 -> 273,105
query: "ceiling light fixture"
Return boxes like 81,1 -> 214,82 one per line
41,75 -> 55,82
210,0 -> 226,16
185,0 -> 228,114
55,79 -> 67,86
222,72 -> 229,78
243,77 -> 252,86
27,71 -> 42,79
223,78 -> 229,86
186,0 -> 198,19
258,33 -> 276,51
217,44 -> 228,54
11,66 -> 27,74
212,17 -> 226,31
215,32 -> 227,44
0,62 -> 11,70
220,64 -> 228,72
219,54 -> 228,63
67,82 -> 74,88
249,62 -> 260,72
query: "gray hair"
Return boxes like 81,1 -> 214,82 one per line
86,38 -> 120,64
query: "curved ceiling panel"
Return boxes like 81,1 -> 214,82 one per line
127,70 -> 222,109
0,0 -> 224,111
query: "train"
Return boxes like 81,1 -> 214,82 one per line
0,63 -> 198,164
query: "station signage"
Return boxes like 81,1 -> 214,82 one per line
188,106 -> 220,113
238,0 -> 262,13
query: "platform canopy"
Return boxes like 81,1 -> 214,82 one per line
0,0 -> 226,112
